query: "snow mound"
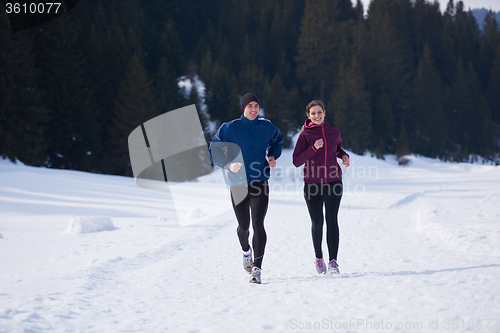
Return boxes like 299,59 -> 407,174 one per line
157,216 -> 174,223
63,216 -> 116,235
185,206 -> 208,219
0,233 -> 3,239
157,216 -> 180,226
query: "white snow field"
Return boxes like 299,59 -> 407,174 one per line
1,149 -> 500,333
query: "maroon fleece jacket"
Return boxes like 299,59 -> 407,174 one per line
292,119 -> 349,183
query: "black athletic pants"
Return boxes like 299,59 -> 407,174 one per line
230,180 -> 269,269
303,181 -> 343,262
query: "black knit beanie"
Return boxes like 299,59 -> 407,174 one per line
240,93 -> 260,112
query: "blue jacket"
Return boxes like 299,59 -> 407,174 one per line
209,115 -> 283,186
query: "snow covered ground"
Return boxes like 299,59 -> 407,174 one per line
1,149 -> 500,333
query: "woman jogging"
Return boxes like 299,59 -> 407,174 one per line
292,100 -> 350,274
209,93 -> 283,284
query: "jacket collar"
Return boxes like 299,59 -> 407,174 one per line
304,118 -> 327,129
241,114 -> 258,125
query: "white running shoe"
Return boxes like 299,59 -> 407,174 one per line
327,259 -> 340,274
315,258 -> 327,274
249,266 -> 261,284
243,249 -> 253,274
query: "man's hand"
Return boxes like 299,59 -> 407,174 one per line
228,162 -> 243,173
268,156 -> 276,168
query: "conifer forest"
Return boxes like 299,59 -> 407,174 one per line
1,0 -> 499,176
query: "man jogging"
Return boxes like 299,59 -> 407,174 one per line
209,93 -> 283,284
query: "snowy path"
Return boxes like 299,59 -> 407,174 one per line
1,153 -> 500,332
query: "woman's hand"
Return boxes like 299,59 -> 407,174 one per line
342,155 -> 350,167
314,139 -> 324,150
228,162 -> 243,172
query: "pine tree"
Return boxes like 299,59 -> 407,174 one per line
449,59 -> 469,156
486,46 -> 500,124
36,12 -> 98,170
395,124 -> 410,158
268,2 -> 287,75
268,0 -> 303,80
237,62 -> 266,102
440,0 -> 458,85
296,0 -> 354,101
454,2 -> 480,70
263,73 -> 301,148
79,1 -> 111,172
451,59 -> 492,158
412,0 -> 443,69
200,49 -> 237,124
330,57 -> 372,154
257,0 -> 278,73
354,0 -> 364,17
106,12 -> 131,82
0,12 -> 46,165
107,0 -> 146,51
151,19 -> 185,115
413,44 -> 446,156
366,2 -> 412,130
91,11 -> 131,173
352,10 -> 368,62
4,0 -> 499,168
108,54 -> 156,175
478,11 -> 500,86
374,92 -> 395,157
154,57 -> 182,114
159,19 -> 186,80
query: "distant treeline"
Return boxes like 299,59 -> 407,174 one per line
1,0 -> 499,176
472,8 -> 500,30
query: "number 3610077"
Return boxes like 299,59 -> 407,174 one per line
5,3 -> 62,14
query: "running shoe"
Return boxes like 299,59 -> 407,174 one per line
249,266 -> 261,284
315,257 -> 327,274
243,249 -> 253,274
327,259 -> 340,274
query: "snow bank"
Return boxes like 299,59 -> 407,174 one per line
63,216 -> 116,235
185,206 -> 208,219
2,149 -> 500,333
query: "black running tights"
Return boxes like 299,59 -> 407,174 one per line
303,181 -> 343,262
231,180 -> 269,269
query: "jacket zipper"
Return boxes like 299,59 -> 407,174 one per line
322,125 -> 327,183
